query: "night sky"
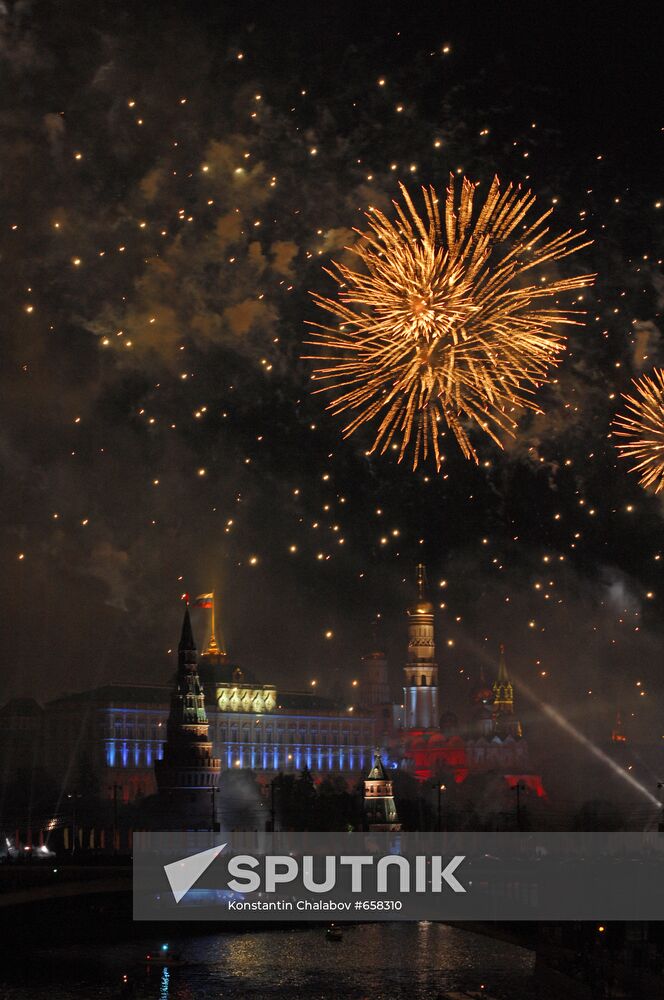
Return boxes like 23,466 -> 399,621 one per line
1,2 -> 663,749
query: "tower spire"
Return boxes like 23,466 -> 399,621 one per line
416,562 -> 427,601
205,592 -> 222,654
179,606 -> 195,653
199,592 -> 227,657
497,642 -> 510,686
493,642 -> 513,712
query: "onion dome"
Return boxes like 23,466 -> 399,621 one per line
408,563 -> 434,614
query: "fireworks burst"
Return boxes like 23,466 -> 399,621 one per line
306,176 -> 594,469
613,369 -> 664,493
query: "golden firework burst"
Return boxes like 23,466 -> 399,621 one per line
305,176 -> 594,469
613,368 -> 664,493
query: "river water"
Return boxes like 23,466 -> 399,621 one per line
0,922 -> 559,999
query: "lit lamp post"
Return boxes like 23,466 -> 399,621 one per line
430,781 -> 447,831
438,783 -> 446,832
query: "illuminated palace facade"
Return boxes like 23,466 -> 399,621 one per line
37,615 -> 378,802
4,566 -> 542,803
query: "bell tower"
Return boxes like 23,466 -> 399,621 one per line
403,564 -> 439,730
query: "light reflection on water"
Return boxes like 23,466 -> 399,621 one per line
1,923 -> 552,1000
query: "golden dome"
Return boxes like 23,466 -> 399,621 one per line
408,599 -> 433,615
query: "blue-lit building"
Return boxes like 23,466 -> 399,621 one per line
9,566 -> 541,805
38,613 -> 377,803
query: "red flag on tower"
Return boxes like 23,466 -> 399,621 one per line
191,593 -> 214,609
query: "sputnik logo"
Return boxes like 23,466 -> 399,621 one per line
163,843 -> 468,903
164,843 -> 227,903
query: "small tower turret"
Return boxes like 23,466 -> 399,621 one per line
363,750 -> 401,831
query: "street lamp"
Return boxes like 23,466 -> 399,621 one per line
437,784 -> 447,832
431,782 -> 447,831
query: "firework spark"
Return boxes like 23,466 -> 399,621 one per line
306,176 -> 594,468
613,369 -> 664,493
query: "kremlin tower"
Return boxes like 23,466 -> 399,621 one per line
197,592 -> 231,688
363,751 -> 401,831
403,564 -> 439,730
492,643 -> 522,739
155,606 -> 221,828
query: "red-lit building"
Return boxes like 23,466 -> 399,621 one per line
358,565 -> 544,797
